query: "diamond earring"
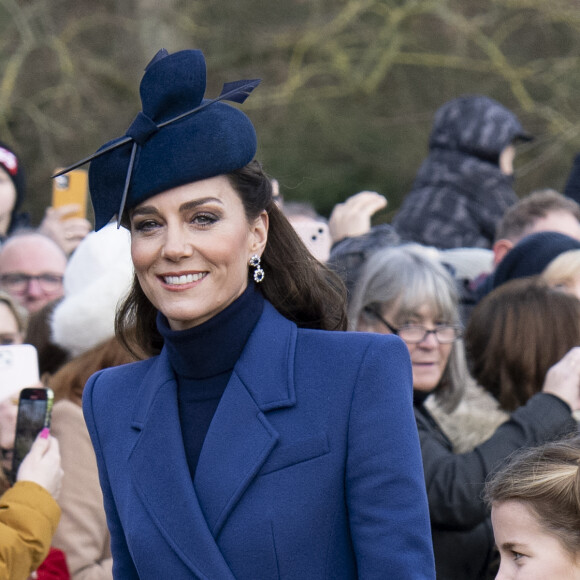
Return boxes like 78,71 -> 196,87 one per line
249,254 -> 264,283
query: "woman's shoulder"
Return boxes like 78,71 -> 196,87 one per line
296,326 -> 409,363
93,356 -> 156,378
298,326 -> 404,346
263,300 -> 404,351
84,356 -> 158,399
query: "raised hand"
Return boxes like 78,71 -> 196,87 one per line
542,346 -> 580,411
328,191 -> 387,244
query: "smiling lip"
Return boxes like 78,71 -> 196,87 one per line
160,272 -> 207,287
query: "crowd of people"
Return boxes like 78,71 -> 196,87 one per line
0,47 -> 580,579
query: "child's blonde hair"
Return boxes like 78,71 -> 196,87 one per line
485,436 -> 580,557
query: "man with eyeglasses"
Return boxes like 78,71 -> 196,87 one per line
0,231 -> 67,313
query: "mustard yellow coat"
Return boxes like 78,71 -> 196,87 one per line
0,481 -> 61,580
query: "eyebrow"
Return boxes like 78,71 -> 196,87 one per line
396,309 -> 421,319
499,542 -> 525,551
131,197 -> 224,217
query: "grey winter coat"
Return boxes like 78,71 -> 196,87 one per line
392,95 -> 531,249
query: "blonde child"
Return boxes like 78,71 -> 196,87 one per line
485,436 -> 580,579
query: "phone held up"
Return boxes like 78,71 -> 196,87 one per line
10,387 -> 54,484
290,221 -> 332,262
0,344 -> 40,403
52,168 -> 88,219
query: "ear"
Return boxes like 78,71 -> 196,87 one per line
249,210 -> 269,256
492,238 -> 514,266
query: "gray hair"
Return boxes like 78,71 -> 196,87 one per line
348,244 -> 470,411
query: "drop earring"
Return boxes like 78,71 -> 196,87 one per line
249,254 -> 264,283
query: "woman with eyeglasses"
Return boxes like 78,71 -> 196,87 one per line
348,244 -> 580,580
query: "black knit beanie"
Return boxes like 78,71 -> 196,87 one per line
492,231 -> 580,290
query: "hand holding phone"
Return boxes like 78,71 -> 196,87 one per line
10,387 -> 54,485
16,429 -> 62,498
38,204 -> 92,256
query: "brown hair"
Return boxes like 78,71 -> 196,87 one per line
495,189 -> 580,242
465,277 -> 580,411
24,299 -> 70,378
116,161 -> 347,358
46,336 -> 136,406
485,435 -> 580,557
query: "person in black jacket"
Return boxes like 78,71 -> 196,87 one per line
348,244 -> 580,580
392,95 -> 532,249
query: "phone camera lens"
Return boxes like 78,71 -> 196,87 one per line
55,175 -> 69,188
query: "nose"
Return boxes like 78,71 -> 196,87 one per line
25,277 -> 45,298
417,330 -> 439,348
161,225 -> 193,261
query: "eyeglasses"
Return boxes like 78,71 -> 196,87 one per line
0,273 -> 64,294
363,306 -> 462,344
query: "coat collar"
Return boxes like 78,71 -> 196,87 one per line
130,302 -> 297,426
128,302 -> 297,576
227,300 -> 297,411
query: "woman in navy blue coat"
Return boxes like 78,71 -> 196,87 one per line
67,49 -> 434,579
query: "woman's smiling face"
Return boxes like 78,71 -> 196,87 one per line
129,175 -> 268,331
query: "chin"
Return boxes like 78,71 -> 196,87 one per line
414,385 -> 438,393
166,315 -> 203,331
412,377 -> 440,393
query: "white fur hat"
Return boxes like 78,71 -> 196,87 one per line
51,223 -> 133,358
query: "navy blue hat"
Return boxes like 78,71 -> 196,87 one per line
492,231 -> 580,290
55,49 -> 260,230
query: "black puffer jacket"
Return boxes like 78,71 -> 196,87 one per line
393,95 -> 531,249
416,393 -> 576,579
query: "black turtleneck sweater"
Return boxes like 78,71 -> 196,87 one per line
157,285 -> 264,481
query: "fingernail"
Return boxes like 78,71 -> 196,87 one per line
40,428 -> 50,439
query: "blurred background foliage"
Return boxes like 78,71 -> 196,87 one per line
1,0 -> 580,224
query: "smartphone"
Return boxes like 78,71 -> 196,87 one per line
290,220 -> 332,262
0,344 -> 40,403
10,387 -> 54,483
52,168 -> 88,219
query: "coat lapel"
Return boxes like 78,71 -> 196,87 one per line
127,303 -> 298,572
194,302 -> 298,536
128,350 -> 236,579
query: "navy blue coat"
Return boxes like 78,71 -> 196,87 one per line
83,302 -> 435,579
